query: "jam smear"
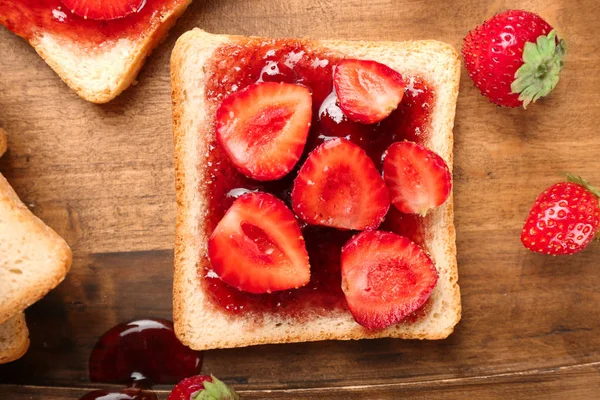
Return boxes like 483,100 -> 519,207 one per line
88,319 -> 202,385
202,38 -> 436,321
0,0 -> 186,48
380,207 -> 428,249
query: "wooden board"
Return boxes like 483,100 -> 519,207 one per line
1,0 -> 600,398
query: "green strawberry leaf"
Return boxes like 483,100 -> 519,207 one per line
567,173 -> 600,199
511,30 -> 565,108
192,376 -> 240,400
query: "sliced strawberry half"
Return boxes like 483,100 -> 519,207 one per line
333,59 -> 405,124
216,82 -> 312,181
291,138 -> 389,230
208,192 -> 310,294
61,0 -> 145,20
341,231 -> 438,330
383,141 -> 452,215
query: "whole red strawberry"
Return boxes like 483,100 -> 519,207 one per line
168,375 -> 239,400
521,175 -> 600,255
462,10 -> 565,108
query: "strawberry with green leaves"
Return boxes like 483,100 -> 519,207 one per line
521,175 -> 600,255
168,375 -> 239,400
462,10 -> 565,108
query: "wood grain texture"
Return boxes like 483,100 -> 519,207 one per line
1,0 -> 600,398
1,363 -> 600,399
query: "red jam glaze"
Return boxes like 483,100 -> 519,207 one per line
89,319 -> 202,385
380,207 -> 428,249
0,0 -> 185,47
202,38 -> 436,321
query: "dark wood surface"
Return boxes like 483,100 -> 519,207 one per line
1,0 -> 600,398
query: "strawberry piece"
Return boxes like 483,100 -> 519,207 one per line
291,138 -> 389,230
216,82 -> 312,181
462,10 -> 565,108
168,375 -> 239,400
521,175 -> 600,255
60,0 -> 145,20
383,141 -> 451,215
341,231 -> 438,330
333,59 -> 405,124
208,192 -> 310,294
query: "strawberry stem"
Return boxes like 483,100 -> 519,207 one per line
567,173 -> 600,199
511,30 -> 565,108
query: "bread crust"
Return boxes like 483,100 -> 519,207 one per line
0,313 -> 29,364
172,29 -> 461,350
19,0 -> 192,104
0,173 -> 72,324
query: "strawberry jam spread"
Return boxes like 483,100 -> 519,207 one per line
89,319 -> 202,385
203,38 -> 435,320
0,0 -> 185,47
80,319 -> 202,399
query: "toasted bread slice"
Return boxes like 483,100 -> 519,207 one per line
0,172 -> 72,324
1,1 -> 191,104
0,313 -> 29,364
172,29 -> 461,350
0,134 -> 29,365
